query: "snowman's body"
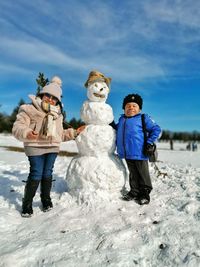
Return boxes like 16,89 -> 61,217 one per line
66,80 -> 126,203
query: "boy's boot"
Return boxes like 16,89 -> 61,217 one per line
122,190 -> 139,201
40,177 -> 53,212
139,187 -> 151,205
21,179 -> 40,217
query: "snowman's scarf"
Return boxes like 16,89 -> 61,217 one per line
36,97 -> 61,139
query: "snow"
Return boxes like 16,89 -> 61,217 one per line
0,134 -> 200,267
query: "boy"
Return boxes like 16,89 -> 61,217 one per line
115,94 -> 161,205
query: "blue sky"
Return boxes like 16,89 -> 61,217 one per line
0,0 -> 200,132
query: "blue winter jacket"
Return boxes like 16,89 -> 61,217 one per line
116,113 -> 161,160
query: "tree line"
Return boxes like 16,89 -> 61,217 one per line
160,130 -> 200,142
0,73 -> 199,140
0,99 -> 84,132
1,102 -> 199,141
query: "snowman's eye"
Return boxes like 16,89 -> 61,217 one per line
95,83 -> 98,87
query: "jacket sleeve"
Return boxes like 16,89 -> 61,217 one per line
144,114 -> 162,144
12,106 -> 32,141
62,128 -> 77,141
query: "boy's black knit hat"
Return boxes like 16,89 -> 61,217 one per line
122,94 -> 143,109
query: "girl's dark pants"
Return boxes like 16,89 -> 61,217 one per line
126,159 -> 152,198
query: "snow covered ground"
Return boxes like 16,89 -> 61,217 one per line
0,134 -> 200,267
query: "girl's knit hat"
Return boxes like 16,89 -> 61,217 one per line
39,76 -> 62,102
122,94 -> 143,109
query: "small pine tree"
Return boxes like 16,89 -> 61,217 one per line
36,72 -> 49,95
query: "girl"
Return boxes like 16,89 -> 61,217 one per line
12,76 -> 80,217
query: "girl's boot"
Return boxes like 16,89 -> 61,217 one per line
40,177 -> 53,212
21,179 -> 40,217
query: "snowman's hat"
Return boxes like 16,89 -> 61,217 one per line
84,70 -> 112,88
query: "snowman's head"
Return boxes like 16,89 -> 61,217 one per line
87,81 -> 109,102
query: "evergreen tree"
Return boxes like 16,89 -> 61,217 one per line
0,112 -> 7,132
69,117 -> 85,129
63,117 -> 85,129
36,72 -> 49,95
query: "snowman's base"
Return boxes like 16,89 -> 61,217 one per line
66,154 -> 126,204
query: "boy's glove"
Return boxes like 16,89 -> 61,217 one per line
144,143 -> 156,156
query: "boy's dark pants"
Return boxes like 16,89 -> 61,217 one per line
126,159 -> 152,198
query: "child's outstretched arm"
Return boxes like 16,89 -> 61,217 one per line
62,128 -> 77,141
62,125 -> 86,141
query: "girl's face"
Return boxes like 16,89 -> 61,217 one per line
124,102 -> 140,117
42,93 -> 58,106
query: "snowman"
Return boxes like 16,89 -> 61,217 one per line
66,71 -> 126,204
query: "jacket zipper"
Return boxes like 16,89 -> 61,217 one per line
123,118 -> 127,158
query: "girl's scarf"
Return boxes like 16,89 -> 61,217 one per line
36,97 -> 61,139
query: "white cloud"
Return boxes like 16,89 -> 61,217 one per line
143,0 -> 200,29
0,37 -> 87,69
0,63 -> 31,74
91,55 -> 165,82
0,35 -> 165,82
0,0 -> 199,83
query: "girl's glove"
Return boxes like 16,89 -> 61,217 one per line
26,131 -> 39,140
76,125 -> 86,135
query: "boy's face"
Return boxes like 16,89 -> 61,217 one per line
124,102 -> 140,117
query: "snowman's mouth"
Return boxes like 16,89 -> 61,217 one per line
93,93 -> 105,98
